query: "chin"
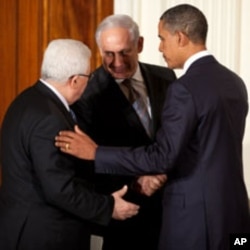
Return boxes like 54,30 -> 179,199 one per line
112,73 -> 127,79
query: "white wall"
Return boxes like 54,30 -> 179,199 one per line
114,0 -> 250,197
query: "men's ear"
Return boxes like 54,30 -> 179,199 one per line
137,36 -> 144,53
68,75 -> 78,88
177,31 -> 189,47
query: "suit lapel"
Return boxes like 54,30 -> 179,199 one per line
140,63 -> 161,135
101,71 -> 150,139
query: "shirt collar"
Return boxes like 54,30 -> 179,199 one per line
183,50 -> 210,74
40,79 -> 70,111
132,64 -> 143,82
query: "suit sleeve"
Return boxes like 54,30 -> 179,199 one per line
95,82 -> 197,176
29,114 -> 114,226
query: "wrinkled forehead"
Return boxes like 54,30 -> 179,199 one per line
99,27 -> 134,51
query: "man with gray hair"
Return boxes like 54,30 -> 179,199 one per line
0,39 -> 139,250
68,14 -> 176,250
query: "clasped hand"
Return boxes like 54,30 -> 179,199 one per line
134,174 -> 167,196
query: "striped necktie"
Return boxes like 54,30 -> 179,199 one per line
121,79 -> 152,137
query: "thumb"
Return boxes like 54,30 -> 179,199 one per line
117,185 -> 128,197
74,125 -> 84,135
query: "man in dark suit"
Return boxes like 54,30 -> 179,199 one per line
70,14 -> 176,250
55,5 -> 250,250
0,39 -> 139,250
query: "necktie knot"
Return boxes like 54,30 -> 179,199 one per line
121,79 -> 138,104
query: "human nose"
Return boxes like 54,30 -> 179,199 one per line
113,53 -> 124,66
158,41 -> 163,52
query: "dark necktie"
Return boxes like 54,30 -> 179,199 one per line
69,108 -> 77,123
121,79 -> 152,137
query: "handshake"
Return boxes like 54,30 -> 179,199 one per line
55,125 -> 167,220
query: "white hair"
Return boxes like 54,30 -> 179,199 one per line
41,39 -> 91,82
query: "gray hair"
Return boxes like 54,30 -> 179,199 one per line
160,4 -> 208,44
95,14 -> 140,47
41,39 -> 91,82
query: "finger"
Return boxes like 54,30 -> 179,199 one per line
55,141 -> 68,148
127,202 -> 139,210
127,210 -> 139,218
118,185 -> 128,197
112,185 -> 128,198
122,206 -> 139,219
125,203 -> 140,218
149,177 -> 161,187
130,204 -> 140,214
58,131 -> 76,138
55,135 -> 71,143
153,176 -> 166,186
156,174 -> 167,182
59,147 -> 76,157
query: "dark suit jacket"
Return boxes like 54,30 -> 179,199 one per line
0,81 -> 114,250
72,63 -> 176,250
95,56 -> 250,250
